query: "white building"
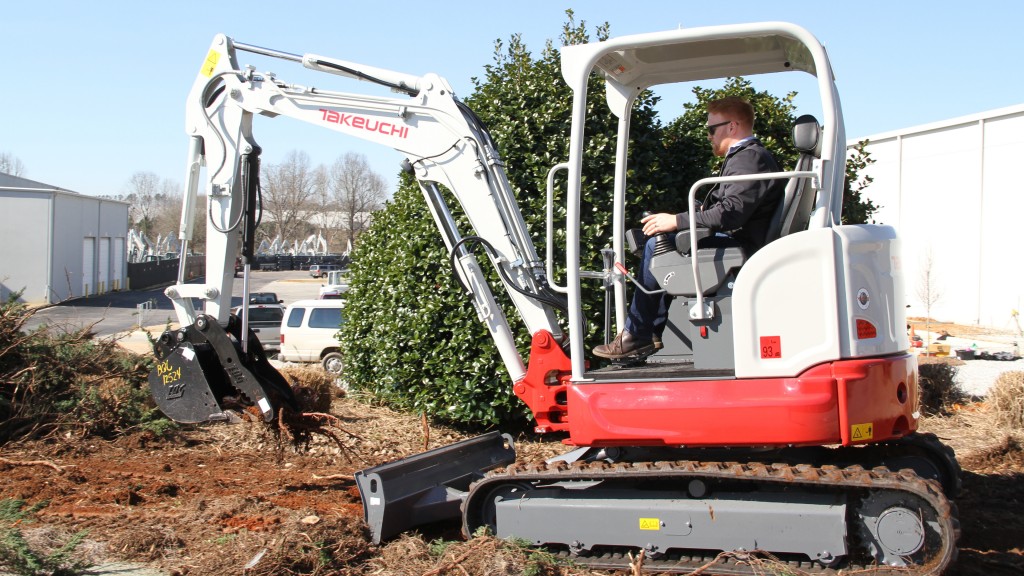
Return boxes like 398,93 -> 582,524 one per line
0,174 -> 130,305
851,104 -> 1024,330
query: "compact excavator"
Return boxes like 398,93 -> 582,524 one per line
148,22 -> 961,574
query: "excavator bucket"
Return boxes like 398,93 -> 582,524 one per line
355,431 -> 516,543
148,314 -> 296,424
148,341 -> 225,423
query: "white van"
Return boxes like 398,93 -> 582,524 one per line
308,264 -> 340,278
278,299 -> 346,373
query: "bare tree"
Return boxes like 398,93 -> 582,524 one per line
916,248 -> 943,346
308,165 -> 344,250
150,179 -> 184,245
260,150 -> 319,243
125,171 -> 179,237
0,152 -> 26,177
190,194 -> 208,254
329,152 -> 388,248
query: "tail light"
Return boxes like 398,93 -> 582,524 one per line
855,319 -> 877,339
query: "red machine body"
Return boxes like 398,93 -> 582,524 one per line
516,331 -> 918,448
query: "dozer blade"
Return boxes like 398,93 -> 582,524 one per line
355,431 -> 516,544
148,314 -> 297,424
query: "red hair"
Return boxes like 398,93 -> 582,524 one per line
707,96 -> 754,128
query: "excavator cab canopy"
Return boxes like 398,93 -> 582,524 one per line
590,28 -> 820,87
561,22 -> 830,105
556,22 -> 847,381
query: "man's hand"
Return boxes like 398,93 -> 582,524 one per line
641,212 -> 678,236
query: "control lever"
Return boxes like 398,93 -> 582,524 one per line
614,262 -> 665,296
642,211 -> 676,256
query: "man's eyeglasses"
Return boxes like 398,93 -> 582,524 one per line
706,120 -> 732,136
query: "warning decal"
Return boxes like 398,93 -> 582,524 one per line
638,518 -> 661,531
851,422 -> 874,441
759,336 -> 782,359
201,50 -> 220,78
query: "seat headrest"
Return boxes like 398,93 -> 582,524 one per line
792,114 -> 822,158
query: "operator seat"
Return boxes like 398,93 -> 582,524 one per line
764,114 -> 822,242
650,114 -> 823,298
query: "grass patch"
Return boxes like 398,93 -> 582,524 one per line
0,499 -> 91,576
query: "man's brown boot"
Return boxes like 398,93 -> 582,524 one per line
593,330 -> 655,360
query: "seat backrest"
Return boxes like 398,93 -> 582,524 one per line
764,114 -> 822,243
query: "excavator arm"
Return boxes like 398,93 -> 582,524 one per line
149,34 -> 563,423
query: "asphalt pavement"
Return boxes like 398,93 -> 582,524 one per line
25,269 -> 324,352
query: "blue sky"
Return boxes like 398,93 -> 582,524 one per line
3,1 -> 1023,198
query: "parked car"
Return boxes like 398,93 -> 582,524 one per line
279,299 -> 346,373
318,269 -> 350,299
309,264 -> 340,278
249,292 -> 283,305
231,303 -> 285,352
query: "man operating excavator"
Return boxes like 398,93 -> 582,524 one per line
593,96 -> 785,360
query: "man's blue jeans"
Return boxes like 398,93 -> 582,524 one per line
623,232 -> 740,341
624,235 -> 672,341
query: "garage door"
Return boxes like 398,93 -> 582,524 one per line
112,238 -> 125,290
82,237 -> 95,296
98,237 -> 110,294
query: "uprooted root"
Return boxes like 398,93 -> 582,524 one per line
277,409 -> 364,461
261,366 -> 364,459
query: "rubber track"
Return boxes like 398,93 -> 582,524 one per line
464,459 -> 959,575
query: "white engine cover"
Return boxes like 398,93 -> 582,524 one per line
732,225 -> 908,379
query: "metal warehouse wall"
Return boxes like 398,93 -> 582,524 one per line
51,193 -> 129,302
0,176 -> 129,305
853,104 -> 1024,330
0,191 -> 52,303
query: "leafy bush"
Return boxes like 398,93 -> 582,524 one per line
917,357 -> 968,415
0,294 -> 172,443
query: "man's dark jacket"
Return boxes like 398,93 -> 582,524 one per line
674,138 -> 785,256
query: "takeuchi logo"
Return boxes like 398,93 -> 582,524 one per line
319,109 -> 409,138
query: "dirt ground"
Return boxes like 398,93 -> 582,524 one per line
1,376 -> 1023,575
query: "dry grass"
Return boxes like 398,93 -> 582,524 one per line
921,400 -> 1024,461
988,371 -> 1024,430
280,365 -> 340,413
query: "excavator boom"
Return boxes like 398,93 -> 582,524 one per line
149,34 -> 563,423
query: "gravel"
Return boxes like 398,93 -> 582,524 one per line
918,330 -> 1024,397
955,357 -> 1024,397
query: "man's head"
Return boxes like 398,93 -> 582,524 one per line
706,96 -> 755,157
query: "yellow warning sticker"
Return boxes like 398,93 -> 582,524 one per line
851,422 -> 874,441
201,50 -> 220,77
638,518 -> 661,531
